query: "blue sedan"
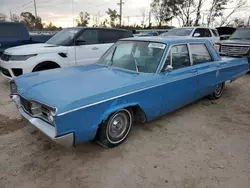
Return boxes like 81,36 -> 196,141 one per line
10,37 -> 248,148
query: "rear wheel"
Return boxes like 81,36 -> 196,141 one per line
96,109 -> 133,148
209,82 -> 225,100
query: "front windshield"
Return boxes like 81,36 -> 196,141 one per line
98,41 -> 166,73
46,28 -> 81,46
164,28 -> 193,36
230,28 -> 250,40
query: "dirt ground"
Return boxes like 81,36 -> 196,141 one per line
0,75 -> 249,188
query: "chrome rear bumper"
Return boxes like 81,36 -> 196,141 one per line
11,95 -> 74,147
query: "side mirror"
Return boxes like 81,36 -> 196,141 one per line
165,65 -> 173,72
193,33 -> 201,37
75,39 -> 86,45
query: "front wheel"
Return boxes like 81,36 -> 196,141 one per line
209,82 -> 225,100
96,109 -> 133,148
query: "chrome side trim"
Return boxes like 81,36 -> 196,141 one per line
57,73 -> 197,116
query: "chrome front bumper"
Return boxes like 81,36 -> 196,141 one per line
11,95 -> 74,147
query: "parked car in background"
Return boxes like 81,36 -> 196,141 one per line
134,30 -> 159,37
216,26 -> 236,41
0,27 -> 133,78
214,27 -> 250,68
10,37 -> 248,148
162,27 -> 220,44
0,22 -> 53,56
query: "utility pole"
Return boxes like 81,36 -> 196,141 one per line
247,15 -> 250,26
9,10 -> 12,21
148,11 -> 151,27
34,0 -> 38,18
117,0 -> 124,26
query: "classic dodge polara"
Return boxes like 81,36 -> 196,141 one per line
10,37 -> 248,148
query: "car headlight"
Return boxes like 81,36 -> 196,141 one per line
30,101 -> 56,125
10,81 -> 18,95
9,54 -> 37,61
214,44 -> 220,52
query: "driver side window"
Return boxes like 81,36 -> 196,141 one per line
76,29 -> 98,45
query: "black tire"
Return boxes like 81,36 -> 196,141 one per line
96,108 -> 134,148
209,82 -> 225,100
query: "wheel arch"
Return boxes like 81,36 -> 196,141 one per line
99,103 -> 147,125
32,61 -> 61,72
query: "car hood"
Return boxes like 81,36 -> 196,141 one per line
14,64 -> 154,114
4,43 -> 67,55
219,39 -> 250,46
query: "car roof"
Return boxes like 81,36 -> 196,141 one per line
171,26 -> 216,30
120,36 -> 210,45
66,27 -> 131,32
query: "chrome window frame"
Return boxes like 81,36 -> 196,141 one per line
158,41 -> 215,72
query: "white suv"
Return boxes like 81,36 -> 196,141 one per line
161,27 -> 220,44
0,27 -> 133,79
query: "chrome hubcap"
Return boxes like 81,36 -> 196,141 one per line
215,83 -> 223,97
107,110 -> 132,143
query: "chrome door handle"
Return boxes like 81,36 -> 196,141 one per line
92,47 -> 99,50
192,69 -> 197,73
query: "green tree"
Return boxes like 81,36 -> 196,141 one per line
20,12 -> 43,30
76,12 -> 90,26
44,22 -> 62,31
106,8 -> 120,27
151,0 -> 181,27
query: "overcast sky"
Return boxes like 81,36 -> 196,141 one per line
0,0 -> 249,27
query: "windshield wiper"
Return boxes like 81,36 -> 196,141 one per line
131,52 -> 140,72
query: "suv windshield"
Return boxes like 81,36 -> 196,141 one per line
98,41 -> 166,73
164,28 -> 193,36
230,28 -> 250,40
46,28 -> 81,46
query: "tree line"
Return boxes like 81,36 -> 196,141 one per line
151,0 -> 249,27
0,0 -> 249,30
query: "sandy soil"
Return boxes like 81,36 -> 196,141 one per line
0,75 -> 249,188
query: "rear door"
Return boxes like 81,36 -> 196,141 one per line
161,44 -> 198,113
189,43 -> 218,98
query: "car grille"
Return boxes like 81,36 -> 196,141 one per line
1,53 -> 10,61
221,45 -> 250,56
20,96 -> 32,114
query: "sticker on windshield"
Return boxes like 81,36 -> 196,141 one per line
148,43 -> 166,49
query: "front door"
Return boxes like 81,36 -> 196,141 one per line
74,29 -> 104,65
161,44 -> 198,114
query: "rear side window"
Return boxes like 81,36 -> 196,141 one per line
190,44 -> 212,65
211,29 -> 219,37
99,30 -> 119,43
